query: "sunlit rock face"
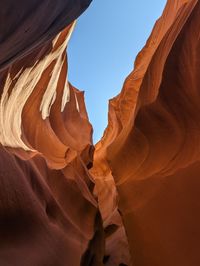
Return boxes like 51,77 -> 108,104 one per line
96,0 -> 200,265
1,0 -> 200,265
0,1 -> 104,266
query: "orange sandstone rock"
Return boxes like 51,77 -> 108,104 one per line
1,0 -> 200,265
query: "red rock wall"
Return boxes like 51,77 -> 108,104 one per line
94,0 -> 200,265
1,0 -> 200,265
0,1 -> 105,266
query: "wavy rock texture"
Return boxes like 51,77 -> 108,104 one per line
1,0 -> 200,265
94,0 -> 200,265
0,1 -> 105,266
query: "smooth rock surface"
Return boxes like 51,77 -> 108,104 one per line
1,0 -> 200,265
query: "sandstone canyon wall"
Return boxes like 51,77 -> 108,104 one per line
0,1 -> 104,266
0,0 -> 200,266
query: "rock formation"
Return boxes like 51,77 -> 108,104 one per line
1,0 -> 200,265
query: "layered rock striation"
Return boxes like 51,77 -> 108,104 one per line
1,0 -> 200,265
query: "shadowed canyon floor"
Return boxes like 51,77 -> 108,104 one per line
0,0 -> 200,265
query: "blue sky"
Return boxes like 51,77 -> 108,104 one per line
68,0 -> 166,143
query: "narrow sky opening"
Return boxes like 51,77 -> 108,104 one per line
68,0 -> 167,143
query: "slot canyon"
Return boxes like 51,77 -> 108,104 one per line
0,0 -> 200,265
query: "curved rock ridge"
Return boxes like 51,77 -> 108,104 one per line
0,1 -> 105,266
92,0 -> 200,265
1,0 -> 200,265
0,19 -> 92,170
